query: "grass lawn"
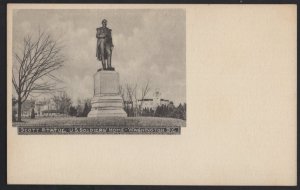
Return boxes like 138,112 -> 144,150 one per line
13,117 -> 186,128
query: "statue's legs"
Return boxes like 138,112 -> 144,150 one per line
107,55 -> 112,69
106,46 -> 112,68
101,60 -> 106,70
100,39 -> 107,70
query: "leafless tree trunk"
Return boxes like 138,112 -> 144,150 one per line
139,80 -> 151,114
133,85 -> 139,117
124,82 -> 151,117
118,85 -> 125,105
125,84 -> 137,117
125,84 -> 135,103
12,30 -> 64,121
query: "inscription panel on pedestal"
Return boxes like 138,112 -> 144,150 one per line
100,72 -> 119,94
94,71 -> 120,95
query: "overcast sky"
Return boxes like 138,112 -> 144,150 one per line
13,9 -> 186,105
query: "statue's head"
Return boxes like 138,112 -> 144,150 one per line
102,19 -> 107,27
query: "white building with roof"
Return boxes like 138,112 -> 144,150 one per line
138,90 -> 170,110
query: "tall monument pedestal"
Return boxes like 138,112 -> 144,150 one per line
88,70 -> 127,117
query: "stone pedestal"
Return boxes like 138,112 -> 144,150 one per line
88,70 -> 127,117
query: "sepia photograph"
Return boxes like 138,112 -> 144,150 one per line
11,9 -> 186,135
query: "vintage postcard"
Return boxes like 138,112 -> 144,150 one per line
7,4 -> 296,185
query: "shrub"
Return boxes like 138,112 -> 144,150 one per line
31,108 -> 35,119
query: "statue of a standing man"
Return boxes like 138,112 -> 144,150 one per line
96,19 -> 114,71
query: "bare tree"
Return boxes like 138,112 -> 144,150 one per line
126,83 -> 137,105
118,85 -> 125,105
123,82 -> 151,117
52,91 -> 72,114
139,80 -> 151,113
125,83 -> 137,116
12,30 -> 64,121
132,84 -> 139,117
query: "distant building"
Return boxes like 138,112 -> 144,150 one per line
14,98 -> 60,118
138,90 -> 169,110
35,98 -> 59,116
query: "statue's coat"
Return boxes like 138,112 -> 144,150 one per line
96,27 -> 113,61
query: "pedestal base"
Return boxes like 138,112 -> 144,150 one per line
88,109 -> 127,117
87,70 -> 127,117
88,95 -> 127,117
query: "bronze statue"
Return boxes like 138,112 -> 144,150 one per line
96,19 -> 114,71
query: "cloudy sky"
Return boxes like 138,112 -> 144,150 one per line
13,9 -> 186,105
